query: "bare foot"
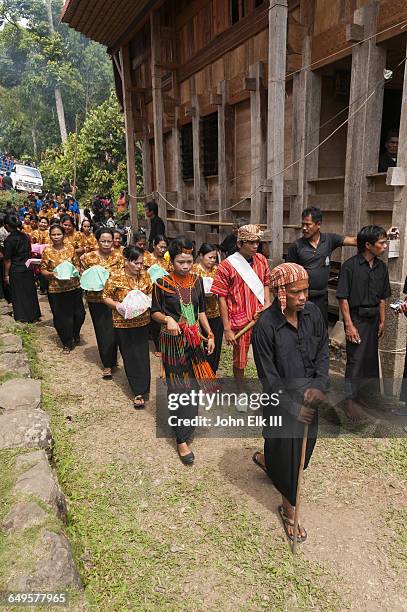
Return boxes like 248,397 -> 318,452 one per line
344,399 -> 363,422
282,500 -> 307,540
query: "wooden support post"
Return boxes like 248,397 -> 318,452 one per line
191,88 -> 206,246
120,44 -> 138,231
343,2 -> 386,260
150,11 -> 167,222
381,40 -> 407,395
250,62 -> 267,225
140,96 -> 153,198
267,0 -> 288,266
172,106 -> 184,235
291,35 -> 322,225
218,80 -> 232,242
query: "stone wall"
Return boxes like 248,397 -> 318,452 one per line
0,299 -> 83,597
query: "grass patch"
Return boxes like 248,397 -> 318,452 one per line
40,382 -> 346,610
12,323 -> 41,379
385,507 -> 407,571
218,345 -> 258,378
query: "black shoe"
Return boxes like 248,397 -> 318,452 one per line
178,450 -> 195,465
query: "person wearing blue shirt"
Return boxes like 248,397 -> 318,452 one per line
35,198 -> 43,212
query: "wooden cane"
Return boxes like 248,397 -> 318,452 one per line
292,423 -> 309,555
234,319 -> 257,341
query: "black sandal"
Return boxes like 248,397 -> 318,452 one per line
278,505 -> 307,543
133,395 -> 145,410
252,451 -> 268,475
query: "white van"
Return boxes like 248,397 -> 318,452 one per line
10,164 -> 43,194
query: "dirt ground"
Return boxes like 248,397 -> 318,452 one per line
36,294 -> 407,611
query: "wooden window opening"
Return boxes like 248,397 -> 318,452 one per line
181,123 -> 194,180
202,112 -> 218,177
231,0 -> 246,25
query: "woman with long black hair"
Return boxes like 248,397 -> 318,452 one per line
151,236 -> 215,464
80,228 -> 123,379
103,246 -> 152,409
3,213 -> 41,323
40,223 -> 86,353
193,243 -> 223,374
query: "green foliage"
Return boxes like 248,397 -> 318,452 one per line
0,0 -> 114,158
0,189 -> 27,210
39,92 -> 143,200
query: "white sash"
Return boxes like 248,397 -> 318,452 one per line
227,252 -> 265,305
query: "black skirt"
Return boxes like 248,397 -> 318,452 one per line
9,264 -> 41,323
88,302 -> 118,368
116,325 -> 151,398
48,289 -> 86,349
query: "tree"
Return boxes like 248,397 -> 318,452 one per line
0,0 -> 113,158
39,92 -> 143,202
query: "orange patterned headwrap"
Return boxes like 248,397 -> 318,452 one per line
270,263 -> 308,313
237,224 -> 263,242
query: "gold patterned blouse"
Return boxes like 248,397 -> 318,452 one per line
22,224 -> 33,236
143,251 -> 171,272
64,231 -> 85,251
31,229 -> 50,245
192,263 -> 220,318
113,245 -> 124,255
81,249 -> 124,303
82,233 -> 98,253
103,269 -> 152,329
40,242 -> 80,294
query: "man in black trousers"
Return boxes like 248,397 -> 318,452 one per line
336,225 -> 390,420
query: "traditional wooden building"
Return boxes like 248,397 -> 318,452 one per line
62,0 -> 407,386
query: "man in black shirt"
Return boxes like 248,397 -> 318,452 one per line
378,130 -> 398,173
336,225 -> 390,420
2,172 -> 13,191
252,262 -> 329,543
219,218 -> 249,258
287,207 -> 357,326
145,200 -> 166,251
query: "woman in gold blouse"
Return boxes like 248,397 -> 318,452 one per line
80,228 -> 124,379
40,223 -> 86,353
103,245 -> 152,409
143,235 -> 169,270
31,217 -> 50,244
61,214 -> 85,257
192,243 -> 223,374
81,219 -> 98,253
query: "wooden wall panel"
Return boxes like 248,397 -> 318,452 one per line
163,132 -> 174,192
253,30 -> 268,63
212,0 -> 229,38
314,0 -> 342,36
318,75 -> 349,178
234,99 -> 251,198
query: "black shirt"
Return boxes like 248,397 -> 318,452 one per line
3,230 -> 31,266
148,215 -> 166,249
286,232 -> 344,295
336,253 -> 391,309
220,233 -> 237,257
2,175 -> 13,190
151,275 -> 205,321
252,300 -> 329,417
378,152 -> 397,173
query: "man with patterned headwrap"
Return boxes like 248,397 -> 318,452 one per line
252,262 -> 329,543
211,224 -> 271,389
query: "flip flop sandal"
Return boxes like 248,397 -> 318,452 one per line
102,369 -> 112,379
133,395 -> 145,410
252,451 -> 268,475
278,505 -> 307,543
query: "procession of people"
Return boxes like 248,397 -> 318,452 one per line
1,189 -> 405,545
